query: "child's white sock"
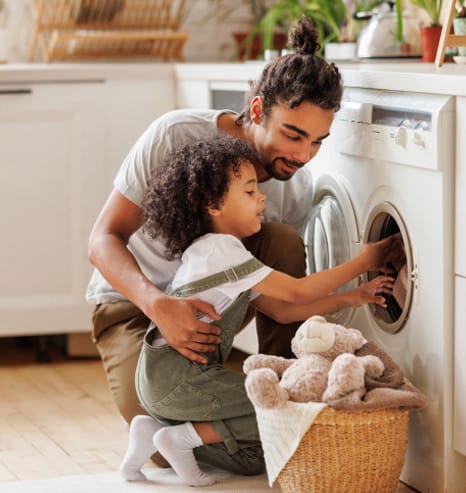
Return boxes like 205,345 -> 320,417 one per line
153,422 -> 216,487
119,415 -> 163,481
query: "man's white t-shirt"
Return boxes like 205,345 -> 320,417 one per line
86,109 -> 313,305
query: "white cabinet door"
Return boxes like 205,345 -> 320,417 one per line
456,97 -> 466,277
0,82 -> 106,336
454,97 -> 466,457
454,275 -> 466,456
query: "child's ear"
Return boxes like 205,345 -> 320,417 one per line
206,204 -> 221,217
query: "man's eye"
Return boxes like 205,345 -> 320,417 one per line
287,135 -> 301,141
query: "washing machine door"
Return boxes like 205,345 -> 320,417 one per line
362,201 -> 414,334
304,174 -> 360,326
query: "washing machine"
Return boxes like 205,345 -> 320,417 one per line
306,88 -> 466,492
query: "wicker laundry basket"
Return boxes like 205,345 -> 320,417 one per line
277,407 -> 409,493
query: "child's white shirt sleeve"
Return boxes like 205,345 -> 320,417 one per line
171,234 -> 273,316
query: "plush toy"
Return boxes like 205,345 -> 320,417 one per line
243,315 -> 385,409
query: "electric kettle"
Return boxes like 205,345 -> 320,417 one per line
355,1 -> 421,58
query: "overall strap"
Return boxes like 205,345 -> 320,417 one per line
167,257 -> 264,298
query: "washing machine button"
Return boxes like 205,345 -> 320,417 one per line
394,126 -> 408,148
413,131 -> 426,149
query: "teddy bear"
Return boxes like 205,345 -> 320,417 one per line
243,315 -> 385,409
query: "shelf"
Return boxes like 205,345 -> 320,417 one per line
28,0 -> 188,62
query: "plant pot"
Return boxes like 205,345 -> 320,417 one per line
324,42 -> 357,60
233,31 -> 287,61
453,18 -> 466,57
421,25 -> 442,63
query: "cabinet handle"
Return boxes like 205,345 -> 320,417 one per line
0,89 -> 33,95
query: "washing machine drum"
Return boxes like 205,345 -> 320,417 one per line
363,202 -> 414,334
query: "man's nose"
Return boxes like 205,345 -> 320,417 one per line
291,146 -> 313,164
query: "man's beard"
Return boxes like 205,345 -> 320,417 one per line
264,157 -> 306,181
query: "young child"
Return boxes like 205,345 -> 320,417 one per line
119,136 -> 397,486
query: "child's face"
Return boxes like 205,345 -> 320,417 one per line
209,160 -> 266,239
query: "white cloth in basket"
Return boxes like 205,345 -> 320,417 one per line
254,401 -> 327,486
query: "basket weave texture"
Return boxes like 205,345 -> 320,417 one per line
277,407 -> 409,493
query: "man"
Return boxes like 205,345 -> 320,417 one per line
87,16 -> 342,424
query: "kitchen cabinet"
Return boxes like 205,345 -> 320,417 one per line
175,63 -> 254,111
454,96 -> 466,456
0,81 -> 106,336
0,72 -> 175,337
176,79 -> 210,109
454,276 -> 466,456
455,97 -> 466,277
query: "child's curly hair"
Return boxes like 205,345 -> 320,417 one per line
142,135 -> 261,260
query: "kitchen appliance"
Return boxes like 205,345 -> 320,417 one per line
306,87 -> 466,492
355,1 -> 421,58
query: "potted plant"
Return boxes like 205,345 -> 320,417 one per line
247,0 -> 347,58
207,0 -> 288,60
409,0 -> 443,61
453,1 -> 466,58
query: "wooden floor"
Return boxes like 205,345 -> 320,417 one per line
0,336 -> 138,482
0,336 -> 417,491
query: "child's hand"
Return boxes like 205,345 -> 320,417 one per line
348,275 -> 394,308
360,233 -> 404,272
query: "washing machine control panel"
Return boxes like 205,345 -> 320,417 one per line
333,88 -> 454,171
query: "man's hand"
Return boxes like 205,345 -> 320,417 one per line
149,295 -> 221,364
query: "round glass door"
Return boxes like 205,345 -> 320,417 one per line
362,202 -> 413,334
304,175 -> 359,325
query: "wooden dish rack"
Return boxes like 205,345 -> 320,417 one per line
28,0 -> 188,62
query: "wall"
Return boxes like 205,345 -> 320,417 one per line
0,0 -> 31,62
0,0 -> 444,64
0,0 -> 254,63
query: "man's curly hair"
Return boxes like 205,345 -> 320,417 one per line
142,135 -> 261,260
236,16 -> 342,126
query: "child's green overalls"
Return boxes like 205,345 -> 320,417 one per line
135,258 -> 265,476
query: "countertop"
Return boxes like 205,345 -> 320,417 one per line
175,60 -> 466,97
0,62 -> 174,84
1,60 -> 466,96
